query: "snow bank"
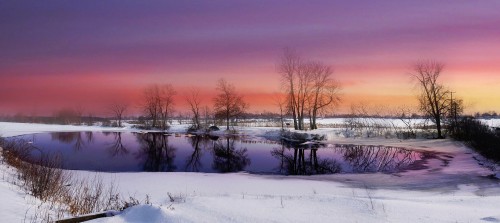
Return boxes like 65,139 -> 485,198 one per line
0,122 -> 195,138
0,165 -> 33,223
0,122 -> 131,137
86,171 -> 500,223
96,205 -> 168,223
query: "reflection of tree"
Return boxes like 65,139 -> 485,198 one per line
50,132 -> 85,150
84,132 -> 94,143
272,143 -> 422,175
73,133 -> 85,150
184,136 -> 210,172
271,143 -> 341,175
107,132 -> 128,157
135,133 -> 176,172
211,137 -> 250,173
51,132 -> 78,143
336,144 -> 419,173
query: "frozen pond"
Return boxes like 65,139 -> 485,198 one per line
8,132 -> 444,175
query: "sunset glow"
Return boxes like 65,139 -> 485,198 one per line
1,1 -> 500,115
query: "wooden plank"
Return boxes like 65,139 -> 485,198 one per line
55,212 -> 109,223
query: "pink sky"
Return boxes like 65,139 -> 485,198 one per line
1,1 -> 500,116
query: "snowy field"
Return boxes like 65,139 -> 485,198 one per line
1,121 -> 499,222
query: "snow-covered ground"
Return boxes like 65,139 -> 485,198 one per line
1,121 -> 499,222
316,118 -> 500,127
0,165 -> 34,223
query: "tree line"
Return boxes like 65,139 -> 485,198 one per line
136,78 -> 247,131
135,48 -> 343,132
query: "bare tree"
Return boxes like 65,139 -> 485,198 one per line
272,92 -> 287,130
186,88 -> 203,130
447,95 -> 464,135
141,84 -> 176,129
410,60 -> 449,138
295,61 -> 316,130
390,106 -> 420,139
159,84 -> 176,130
213,78 -> 247,130
108,101 -> 128,127
277,48 -> 315,130
277,48 -> 340,130
277,48 -> 300,130
142,85 -> 162,128
307,61 -> 341,130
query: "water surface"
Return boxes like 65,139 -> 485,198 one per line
11,132 -> 433,175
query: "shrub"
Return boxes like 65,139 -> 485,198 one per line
452,117 -> 500,162
280,131 -> 326,143
0,138 -> 145,222
187,125 -> 200,132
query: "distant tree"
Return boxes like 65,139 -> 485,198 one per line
55,108 -> 79,125
159,84 -> 176,130
108,101 -> 128,127
474,112 -> 481,118
272,93 -> 287,130
278,48 -> 317,130
410,60 -> 449,139
447,97 -> 464,135
74,104 -> 85,125
390,106 -> 420,139
141,84 -> 176,129
86,112 -> 96,126
277,48 -> 341,130
307,61 -> 341,130
186,88 -> 203,130
142,85 -> 162,128
277,48 -> 301,130
213,78 -> 247,130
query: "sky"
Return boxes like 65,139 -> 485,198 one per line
1,0 -> 500,116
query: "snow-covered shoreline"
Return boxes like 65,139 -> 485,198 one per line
1,122 -> 499,222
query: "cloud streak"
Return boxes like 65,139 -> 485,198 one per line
1,1 -> 500,114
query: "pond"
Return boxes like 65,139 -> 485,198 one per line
8,132 -> 438,175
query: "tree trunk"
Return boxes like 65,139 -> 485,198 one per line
312,109 -> 318,130
436,116 -> 443,139
280,112 -> 284,130
309,112 -> 313,130
292,104 -> 298,130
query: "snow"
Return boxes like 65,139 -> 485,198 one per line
86,170 -> 500,223
1,121 -> 499,223
314,117 -> 500,128
99,205 -> 169,223
0,121 -> 191,138
0,165 -> 34,223
0,122 -> 129,138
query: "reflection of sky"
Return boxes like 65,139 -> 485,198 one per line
1,1 -> 500,114
11,132 -> 425,174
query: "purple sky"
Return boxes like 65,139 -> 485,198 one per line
1,0 -> 500,115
